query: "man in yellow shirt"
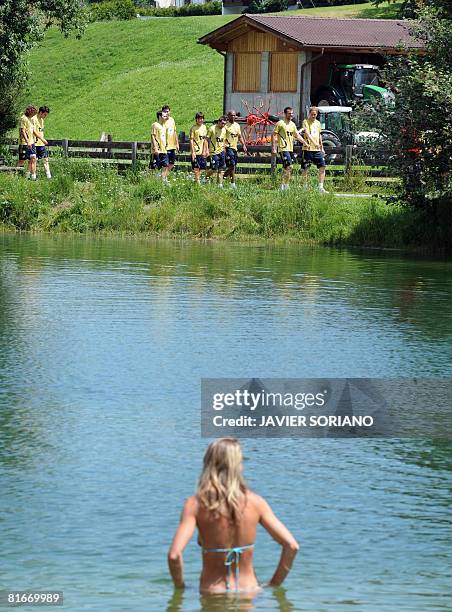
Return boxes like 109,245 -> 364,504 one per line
17,105 -> 38,179
272,106 -> 308,191
31,105 -> 51,179
300,106 -> 328,193
162,104 -> 179,174
224,110 -> 247,189
206,116 -> 227,187
150,110 -> 170,184
189,112 -> 208,184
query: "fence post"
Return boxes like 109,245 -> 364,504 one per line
345,145 -> 353,176
131,141 -> 137,166
271,152 -> 276,174
62,139 -> 68,157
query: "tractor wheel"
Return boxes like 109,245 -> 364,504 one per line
321,131 -> 342,163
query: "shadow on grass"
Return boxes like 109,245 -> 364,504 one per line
356,1 -> 404,19
347,199 -> 452,254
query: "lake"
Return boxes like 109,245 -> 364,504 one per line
0,234 -> 451,611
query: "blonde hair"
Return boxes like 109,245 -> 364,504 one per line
197,438 -> 247,524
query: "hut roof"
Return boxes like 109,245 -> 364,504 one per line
198,14 -> 424,53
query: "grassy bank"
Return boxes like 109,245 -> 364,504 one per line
26,2 -> 400,140
1,160 -> 449,251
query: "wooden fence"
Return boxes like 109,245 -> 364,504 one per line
0,138 -> 390,180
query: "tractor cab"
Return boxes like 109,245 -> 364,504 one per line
332,64 -> 380,99
315,64 -> 393,107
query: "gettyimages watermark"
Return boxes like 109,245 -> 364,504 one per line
201,378 -> 452,438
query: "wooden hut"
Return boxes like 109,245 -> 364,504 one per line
198,14 -> 423,122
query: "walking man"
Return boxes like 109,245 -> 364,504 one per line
17,105 -> 37,179
32,106 -> 51,179
300,106 -> 328,193
189,112 -> 208,184
224,110 -> 247,189
150,110 -> 170,184
206,116 -> 227,188
272,107 -> 308,191
162,104 -> 179,175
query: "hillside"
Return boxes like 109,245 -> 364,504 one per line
27,2 -> 399,140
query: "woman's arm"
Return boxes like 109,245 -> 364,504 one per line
258,496 -> 299,587
168,496 -> 198,589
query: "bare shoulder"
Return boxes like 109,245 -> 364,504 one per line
183,495 -> 199,514
246,490 -> 270,514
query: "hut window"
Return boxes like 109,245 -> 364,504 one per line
233,53 -> 261,92
269,52 -> 298,92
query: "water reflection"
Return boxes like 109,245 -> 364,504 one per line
166,586 -> 295,611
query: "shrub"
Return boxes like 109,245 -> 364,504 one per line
88,0 -> 136,22
247,0 -> 288,14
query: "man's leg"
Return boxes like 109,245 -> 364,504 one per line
318,163 -> 327,193
28,149 -> 37,180
43,157 -> 51,179
167,149 -> 176,173
217,170 -> 224,187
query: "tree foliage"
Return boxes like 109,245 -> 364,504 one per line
355,6 -> 451,210
0,0 -> 86,137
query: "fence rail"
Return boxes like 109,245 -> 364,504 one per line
1,138 -> 391,179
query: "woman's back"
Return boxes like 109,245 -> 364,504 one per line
196,490 -> 261,593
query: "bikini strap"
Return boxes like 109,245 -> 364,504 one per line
203,544 -> 254,591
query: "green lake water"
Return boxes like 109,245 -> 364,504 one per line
0,234 -> 451,611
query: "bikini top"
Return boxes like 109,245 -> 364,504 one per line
202,544 -> 255,591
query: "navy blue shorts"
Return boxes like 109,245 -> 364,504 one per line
167,149 -> 176,165
225,147 -> 238,168
191,155 -> 207,170
36,146 -> 48,160
279,151 -> 295,168
149,153 -> 169,170
18,144 -> 36,161
300,150 -> 326,169
210,152 -> 226,171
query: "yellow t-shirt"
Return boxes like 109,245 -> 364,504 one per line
274,120 -> 298,153
32,115 -> 46,146
207,125 -> 226,155
19,114 -> 33,145
302,119 -> 322,151
190,123 -> 207,155
164,116 -> 177,150
151,121 -> 167,154
225,121 -> 242,151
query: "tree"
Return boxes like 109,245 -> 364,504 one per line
355,6 -> 451,210
0,0 -> 86,138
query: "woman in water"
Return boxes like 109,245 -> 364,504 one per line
168,438 -> 299,593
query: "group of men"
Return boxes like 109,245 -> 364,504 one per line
150,104 -> 328,192
17,105 -> 52,179
150,105 -> 247,188
15,102 -> 327,190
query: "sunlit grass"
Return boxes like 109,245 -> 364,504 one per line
0,159 -> 443,251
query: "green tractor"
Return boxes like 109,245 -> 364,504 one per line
314,64 -> 394,107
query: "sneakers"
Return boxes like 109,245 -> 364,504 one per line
319,186 -> 329,194
280,183 -> 289,192
230,183 -> 237,189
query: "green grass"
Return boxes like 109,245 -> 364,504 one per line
286,1 -> 403,18
1,159 -> 450,252
27,16 -> 231,140
26,2 -> 400,140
